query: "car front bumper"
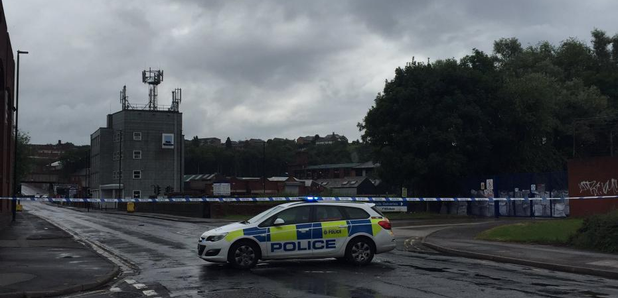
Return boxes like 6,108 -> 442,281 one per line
197,241 -> 230,263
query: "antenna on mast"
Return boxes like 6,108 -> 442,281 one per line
170,88 -> 182,112
142,68 -> 164,110
119,85 -> 129,110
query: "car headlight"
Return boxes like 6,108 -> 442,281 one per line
205,233 -> 228,242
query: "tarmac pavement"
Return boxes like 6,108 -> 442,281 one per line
54,203 -> 237,224
423,220 -> 618,279
0,211 -> 119,298
4,203 -> 618,297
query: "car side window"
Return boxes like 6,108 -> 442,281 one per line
315,206 -> 345,222
343,207 -> 370,219
263,206 -> 311,226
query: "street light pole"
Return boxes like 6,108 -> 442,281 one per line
12,50 -> 28,222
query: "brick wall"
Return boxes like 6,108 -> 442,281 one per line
568,156 -> 618,216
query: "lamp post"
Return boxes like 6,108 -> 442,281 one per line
12,50 -> 28,222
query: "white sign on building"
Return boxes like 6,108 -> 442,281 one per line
486,179 -> 494,190
213,183 -> 231,196
162,133 -> 174,149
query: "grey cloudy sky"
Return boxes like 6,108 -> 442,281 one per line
4,0 -> 618,145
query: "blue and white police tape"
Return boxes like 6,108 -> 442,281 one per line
1,195 -> 618,203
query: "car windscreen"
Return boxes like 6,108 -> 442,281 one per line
246,205 -> 284,224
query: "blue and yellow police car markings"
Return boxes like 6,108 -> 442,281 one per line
223,218 -> 386,254
224,229 -> 243,242
243,227 -> 270,242
347,219 -> 374,236
296,223 -> 313,240
311,222 -> 323,239
269,224 -> 297,242
319,221 -> 349,239
370,218 -> 382,236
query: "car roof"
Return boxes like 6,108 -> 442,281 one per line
286,201 -> 374,208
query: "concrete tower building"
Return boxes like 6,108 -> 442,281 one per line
90,69 -> 183,199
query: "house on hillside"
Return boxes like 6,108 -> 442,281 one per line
316,132 -> 348,145
297,162 -> 379,180
316,177 -> 377,196
197,137 -> 221,147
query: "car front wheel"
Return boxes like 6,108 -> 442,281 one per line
345,237 -> 375,266
228,241 -> 259,269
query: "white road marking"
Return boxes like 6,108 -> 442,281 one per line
143,290 -> 158,296
133,283 -> 147,290
110,287 -> 122,292
125,279 -> 136,284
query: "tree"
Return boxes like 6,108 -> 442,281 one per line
360,29 -> 618,196
225,137 -> 232,149
360,55 -> 496,195
191,136 -> 200,147
59,146 -> 90,179
15,132 -> 33,188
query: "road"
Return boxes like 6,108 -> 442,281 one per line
26,203 -> 618,298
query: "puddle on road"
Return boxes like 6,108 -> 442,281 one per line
473,273 -> 503,281
579,290 -> 609,298
399,264 -> 446,273
197,259 -> 394,297
57,253 -> 80,259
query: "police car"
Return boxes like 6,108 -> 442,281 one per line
197,200 -> 396,269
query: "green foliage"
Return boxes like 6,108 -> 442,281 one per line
476,219 -> 583,245
360,29 -> 618,196
58,145 -> 90,178
570,211 -> 618,253
15,132 -> 33,186
184,138 -> 371,177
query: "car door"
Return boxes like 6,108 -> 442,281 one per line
262,206 -> 312,259
312,205 -> 349,257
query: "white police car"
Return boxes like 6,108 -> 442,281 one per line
197,200 -> 396,269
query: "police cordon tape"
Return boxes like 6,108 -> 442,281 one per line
1,195 -> 618,203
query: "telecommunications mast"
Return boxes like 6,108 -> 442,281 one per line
170,88 -> 182,112
119,85 -> 129,110
142,68 -> 164,110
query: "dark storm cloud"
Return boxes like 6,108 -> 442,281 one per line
3,0 -> 618,145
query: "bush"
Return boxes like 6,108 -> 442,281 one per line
569,211 -> 618,253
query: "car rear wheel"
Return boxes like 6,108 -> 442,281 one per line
345,237 -> 375,266
228,241 -> 259,269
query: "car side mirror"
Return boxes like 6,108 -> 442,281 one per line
273,218 -> 285,226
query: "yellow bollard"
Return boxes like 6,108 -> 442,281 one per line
16,201 -> 23,212
127,202 -> 135,213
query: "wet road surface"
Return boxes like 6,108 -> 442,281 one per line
26,203 -> 618,298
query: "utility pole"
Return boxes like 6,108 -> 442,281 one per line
12,50 -> 28,222
262,141 -> 266,195
118,129 -> 122,200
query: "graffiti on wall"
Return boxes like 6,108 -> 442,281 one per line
578,179 -> 618,196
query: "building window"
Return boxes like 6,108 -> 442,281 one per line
133,132 -> 142,141
113,171 -> 123,179
114,131 -> 123,142
113,151 -> 124,161
133,150 -> 142,159
133,190 -> 141,199
133,170 -> 142,179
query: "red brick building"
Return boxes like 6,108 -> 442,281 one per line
568,156 -> 618,216
0,2 -> 15,229
297,161 -> 378,180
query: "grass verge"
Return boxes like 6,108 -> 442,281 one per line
476,219 -> 583,245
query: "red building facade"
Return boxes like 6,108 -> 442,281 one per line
568,156 -> 618,217
0,1 -> 15,229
